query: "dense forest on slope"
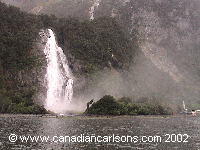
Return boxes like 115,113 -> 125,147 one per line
0,2 -> 137,113
38,14 -> 137,75
55,17 -> 136,75
0,2 -> 44,113
2,0 -> 200,107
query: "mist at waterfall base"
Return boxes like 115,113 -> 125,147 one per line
43,29 -> 82,114
74,10 -> 200,110
77,0 -> 200,108
39,0 -> 200,113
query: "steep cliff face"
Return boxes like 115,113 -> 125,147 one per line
0,0 -> 91,18
0,1 -> 136,113
2,0 -> 199,84
0,2 -> 48,113
1,0 -> 200,106
87,0 -> 200,83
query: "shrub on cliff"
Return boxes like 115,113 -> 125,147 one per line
0,2 -> 138,114
51,17 -> 136,75
86,95 -> 173,116
0,90 -> 12,113
86,95 -> 121,115
10,103 -> 47,114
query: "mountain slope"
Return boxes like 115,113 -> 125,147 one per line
3,0 -> 199,84
0,1 -> 136,113
1,0 -> 200,111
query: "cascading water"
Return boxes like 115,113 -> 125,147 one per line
43,29 -> 73,114
89,0 -> 101,20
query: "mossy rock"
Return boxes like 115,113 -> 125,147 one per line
86,95 -> 121,115
86,95 -> 173,116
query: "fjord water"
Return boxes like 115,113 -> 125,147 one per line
0,115 -> 200,150
44,29 -> 73,114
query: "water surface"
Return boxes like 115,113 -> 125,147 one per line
0,115 -> 199,150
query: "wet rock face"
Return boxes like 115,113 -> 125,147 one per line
14,29 -> 49,105
1,0 -> 199,104
32,30 -> 49,104
93,0 -> 200,83
2,0 -> 199,80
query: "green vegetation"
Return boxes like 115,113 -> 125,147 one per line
85,95 -> 173,116
0,2 -> 45,114
0,2 -> 136,114
56,17 -> 135,74
0,4 -> 42,71
85,95 -> 122,115
37,15 -> 136,75
0,89 -> 47,114
186,101 -> 200,111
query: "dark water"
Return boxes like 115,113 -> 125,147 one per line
0,115 -> 200,150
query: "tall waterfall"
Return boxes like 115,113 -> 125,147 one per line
43,29 -> 73,113
89,0 -> 101,20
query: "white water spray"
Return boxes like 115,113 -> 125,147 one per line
89,0 -> 101,20
183,101 -> 186,110
43,29 -> 73,113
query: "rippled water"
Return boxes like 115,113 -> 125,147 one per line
0,115 -> 200,150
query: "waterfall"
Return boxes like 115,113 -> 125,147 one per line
183,101 -> 186,110
43,29 -> 73,113
89,0 -> 101,20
